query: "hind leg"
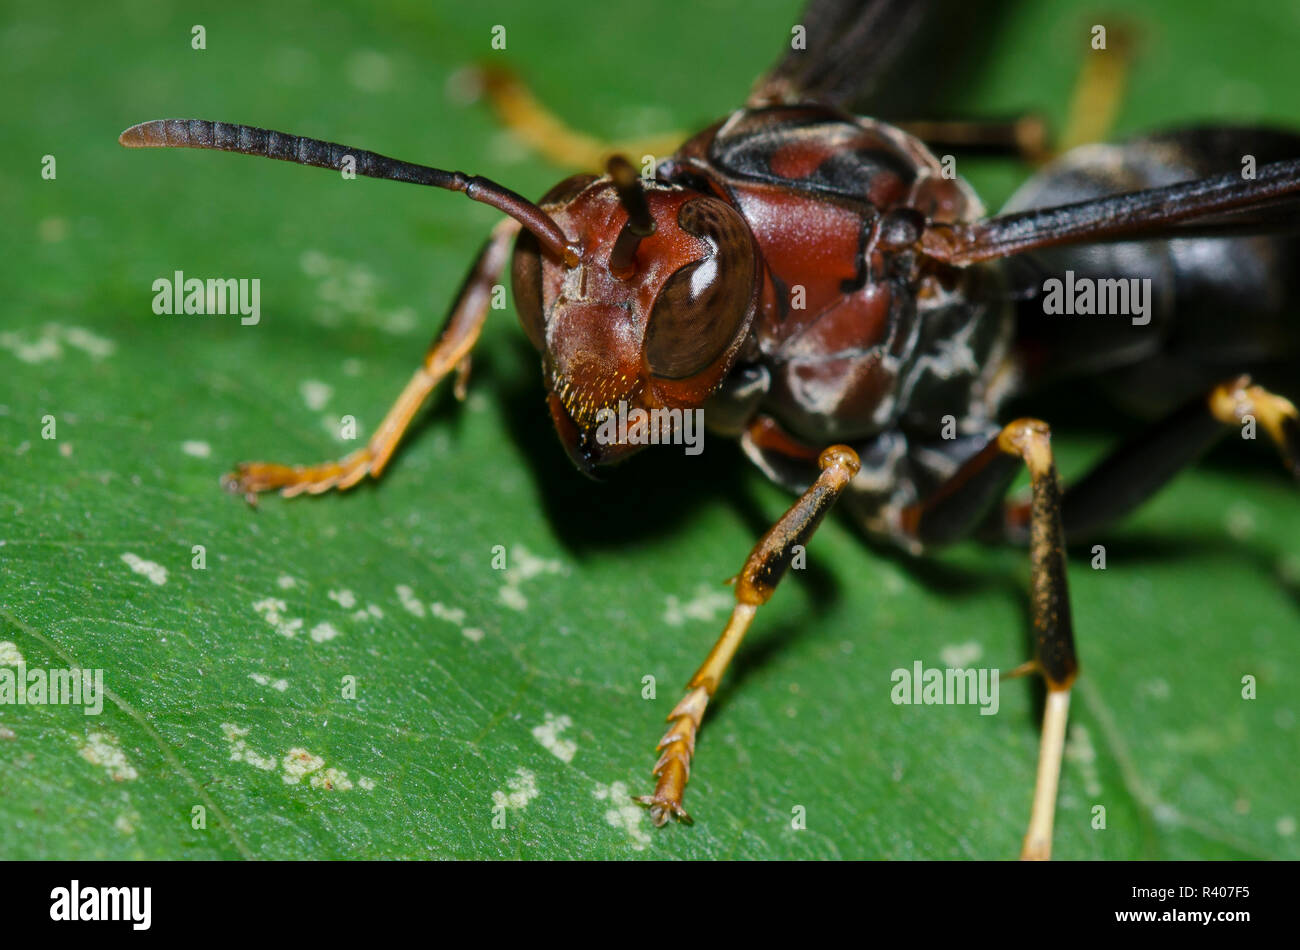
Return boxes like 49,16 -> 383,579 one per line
990,376 -> 1300,541
469,66 -> 683,171
901,418 -> 1077,860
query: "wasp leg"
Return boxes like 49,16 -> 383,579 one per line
894,116 -> 1050,163
635,445 -> 861,826
902,418 -> 1076,860
1208,378 -> 1300,472
471,65 -> 684,171
222,218 -> 519,500
993,376 -> 1300,541
1055,24 -> 1133,155
899,25 -> 1131,167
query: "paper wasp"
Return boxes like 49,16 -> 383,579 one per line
119,0 -> 1299,857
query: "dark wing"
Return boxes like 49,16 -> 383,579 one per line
922,156 -> 1300,266
748,0 -> 1008,117
1156,197 -> 1300,238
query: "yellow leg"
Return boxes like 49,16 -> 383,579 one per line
476,66 -> 685,172
223,218 -> 518,499
636,446 -> 861,825
1208,376 -> 1300,474
1022,688 -> 1071,860
1055,25 -> 1133,155
997,420 -> 1078,861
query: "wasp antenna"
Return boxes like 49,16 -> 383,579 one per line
606,154 -> 656,278
119,119 -> 580,266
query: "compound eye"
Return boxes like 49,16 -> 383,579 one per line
643,197 -> 755,380
510,229 -> 546,350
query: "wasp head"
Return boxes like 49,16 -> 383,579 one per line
511,161 -> 760,474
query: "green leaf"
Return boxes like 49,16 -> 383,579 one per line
2,0 -> 1296,860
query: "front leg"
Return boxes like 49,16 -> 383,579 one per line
223,218 -> 518,499
635,445 -> 861,826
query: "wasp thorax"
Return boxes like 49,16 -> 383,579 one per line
510,173 -> 760,472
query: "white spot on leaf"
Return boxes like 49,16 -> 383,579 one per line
253,597 -> 302,638
249,673 -> 289,692
310,622 -> 341,643
121,552 -> 167,586
181,440 -> 211,458
492,767 -> 538,811
328,588 -> 357,609
0,324 -> 115,364
431,602 -> 466,625
664,584 -> 732,627
594,781 -> 650,850
940,641 -> 983,667
299,379 -> 333,411
531,712 -> 577,763
221,723 -> 277,771
396,584 -> 426,618
499,545 -> 565,612
309,766 -> 354,791
78,731 -> 138,782
282,748 -> 325,785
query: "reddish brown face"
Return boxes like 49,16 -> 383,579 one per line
511,174 -> 760,473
